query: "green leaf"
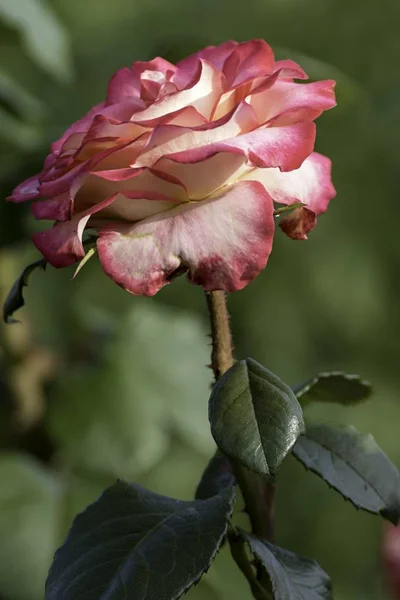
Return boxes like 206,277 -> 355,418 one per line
45,480 -> 235,600
293,372 -> 372,408
195,452 -> 235,500
209,358 -> 305,477
3,257 -> 46,323
292,424 -> 400,523
0,0 -> 73,82
241,531 -> 332,600
48,303 -> 215,480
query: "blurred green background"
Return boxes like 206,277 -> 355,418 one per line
0,0 -> 399,598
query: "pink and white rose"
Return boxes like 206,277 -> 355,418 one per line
8,40 -> 336,295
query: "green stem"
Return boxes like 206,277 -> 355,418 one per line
205,290 -> 234,378
205,290 -> 276,597
227,529 -> 271,600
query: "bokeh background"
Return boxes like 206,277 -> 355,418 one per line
0,0 -> 399,598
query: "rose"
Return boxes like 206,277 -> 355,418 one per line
8,40 -> 336,295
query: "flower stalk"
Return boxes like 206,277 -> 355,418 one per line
205,290 -> 275,597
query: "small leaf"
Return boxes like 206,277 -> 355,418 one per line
73,247 -> 97,278
293,424 -> 400,524
195,452 -> 235,500
293,372 -> 372,408
45,480 -> 235,600
3,258 -> 46,323
209,358 -> 305,478
241,531 -> 332,600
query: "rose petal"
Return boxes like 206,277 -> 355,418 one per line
85,167 -> 188,204
273,59 -> 309,80
127,105 -> 208,128
278,206 -> 317,240
50,102 -> 106,154
177,41 -> 238,74
38,139 -> 138,198
32,195 -> 117,267
248,79 -> 336,126
7,175 -> 41,203
242,152 -> 336,239
136,101 -> 258,167
81,115 -> 148,146
223,39 -> 275,89
174,41 -> 238,89
159,121 -> 316,172
131,59 -> 223,122
92,191 -> 179,223
106,58 -> 176,105
106,68 -> 141,104
97,180 -> 275,295
32,193 -> 71,221
155,153 -> 246,200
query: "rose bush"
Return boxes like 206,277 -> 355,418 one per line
8,40 -> 336,295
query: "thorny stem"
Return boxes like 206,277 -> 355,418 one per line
205,290 -> 234,378
205,290 -> 275,598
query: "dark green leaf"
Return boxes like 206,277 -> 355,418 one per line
293,372 -> 372,408
241,531 -> 332,600
293,424 -> 400,523
45,480 -> 235,600
209,358 -> 305,477
3,258 -> 46,324
195,452 -> 235,500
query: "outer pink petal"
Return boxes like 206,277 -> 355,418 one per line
51,102 -> 106,154
174,41 -> 238,88
106,68 -> 141,104
32,193 -> 72,221
223,40 -> 275,89
248,80 -> 336,125
32,195 -> 117,268
97,180 -> 275,295
177,41 -> 238,73
38,139 -> 139,199
158,122 -> 316,172
243,152 -> 336,239
131,60 -> 223,122
273,60 -> 309,80
7,175 -> 41,203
